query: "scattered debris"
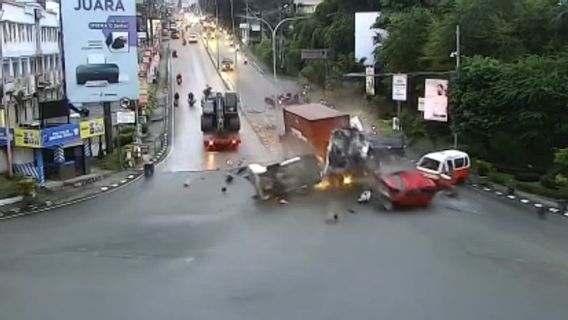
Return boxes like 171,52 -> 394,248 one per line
225,174 -> 234,183
347,208 -> 356,214
221,187 -> 227,193
45,200 -> 53,207
226,160 -> 234,167
183,180 -> 190,187
326,211 -> 340,224
236,167 -> 247,175
279,199 -> 288,205
357,190 -> 372,203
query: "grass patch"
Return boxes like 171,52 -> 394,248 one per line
93,151 -> 122,171
0,175 -> 20,199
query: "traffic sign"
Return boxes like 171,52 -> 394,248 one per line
392,74 -> 408,101
301,49 -> 328,60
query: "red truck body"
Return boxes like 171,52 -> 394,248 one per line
283,104 -> 350,160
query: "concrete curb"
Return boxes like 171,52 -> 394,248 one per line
0,51 -> 174,221
466,183 -> 567,218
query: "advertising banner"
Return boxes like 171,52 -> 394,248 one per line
15,129 -> 42,148
423,79 -> 449,122
61,0 -> 139,104
41,124 -> 81,147
80,118 -> 105,138
392,74 -> 407,101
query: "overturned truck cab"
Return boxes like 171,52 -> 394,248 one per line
247,155 -> 323,200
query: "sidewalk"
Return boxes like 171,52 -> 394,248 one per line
0,44 -> 172,220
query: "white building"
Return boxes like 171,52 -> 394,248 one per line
294,0 -> 323,15
0,0 -> 63,173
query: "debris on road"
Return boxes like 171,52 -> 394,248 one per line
225,174 -> 234,183
347,208 -> 356,214
183,180 -> 191,187
279,199 -> 288,205
357,190 -> 372,203
221,187 -> 227,193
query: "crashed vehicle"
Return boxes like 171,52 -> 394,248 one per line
322,128 -> 379,187
370,170 -> 438,211
247,155 -> 323,200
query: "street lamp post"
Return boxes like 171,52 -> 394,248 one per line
239,15 -> 307,82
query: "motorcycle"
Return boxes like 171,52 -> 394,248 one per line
172,50 -> 178,58
176,74 -> 182,85
174,92 -> 180,107
188,93 -> 196,107
182,39 -> 187,46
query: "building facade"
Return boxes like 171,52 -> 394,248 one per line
0,0 -> 63,176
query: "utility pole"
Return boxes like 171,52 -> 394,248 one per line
215,0 -> 220,69
230,0 -> 238,91
453,24 -> 461,149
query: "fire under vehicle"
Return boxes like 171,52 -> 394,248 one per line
201,90 -> 241,150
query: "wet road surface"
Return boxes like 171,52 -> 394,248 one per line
162,32 -> 274,173
1,171 -> 568,319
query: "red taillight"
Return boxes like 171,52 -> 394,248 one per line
231,139 -> 237,145
208,140 -> 214,147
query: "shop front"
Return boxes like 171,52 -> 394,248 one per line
12,118 -> 105,184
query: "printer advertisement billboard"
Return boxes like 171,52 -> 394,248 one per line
61,0 -> 139,103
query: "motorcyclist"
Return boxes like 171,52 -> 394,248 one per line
173,50 -> 177,58
176,73 -> 182,84
174,92 -> 179,107
188,92 -> 194,102
203,85 -> 212,97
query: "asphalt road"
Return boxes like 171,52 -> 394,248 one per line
2,171 -> 568,320
161,32 -> 274,173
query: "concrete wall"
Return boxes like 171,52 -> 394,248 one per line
0,148 -> 35,174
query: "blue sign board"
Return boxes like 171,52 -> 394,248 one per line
41,124 -> 81,147
0,128 -> 14,146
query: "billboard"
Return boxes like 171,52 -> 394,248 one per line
61,0 -> 139,104
15,129 -> 41,148
423,79 -> 449,122
365,66 -> 375,96
354,12 -> 384,66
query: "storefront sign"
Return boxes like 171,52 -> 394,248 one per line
0,128 -> 14,146
41,124 -> 81,147
15,129 -> 42,148
80,118 -> 105,138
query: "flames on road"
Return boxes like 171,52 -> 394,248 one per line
314,174 -> 355,191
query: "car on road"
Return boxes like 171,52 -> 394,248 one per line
188,33 -> 198,43
221,57 -> 234,72
170,29 -> 180,39
372,170 -> 438,211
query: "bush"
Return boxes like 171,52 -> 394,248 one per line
540,174 -> 558,190
16,179 -> 38,196
488,171 -> 513,185
514,172 -> 541,182
475,160 -> 494,176
116,133 -> 133,147
119,125 -> 136,135
515,181 -> 568,200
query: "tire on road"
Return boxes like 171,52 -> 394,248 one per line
201,115 -> 214,132
227,116 -> 241,132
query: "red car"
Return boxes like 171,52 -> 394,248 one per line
372,170 -> 438,211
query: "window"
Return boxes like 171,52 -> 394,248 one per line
2,24 -> 7,43
445,160 -> 454,174
454,157 -> 465,168
30,58 -> 36,74
418,157 -> 440,171
22,59 -> 29,75
3,62 -> 11,78
28,25 -> 32,42
12,61 -> 19,77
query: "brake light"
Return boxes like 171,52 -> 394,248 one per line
208,140 -> 214,147
231,139 -> 237,145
